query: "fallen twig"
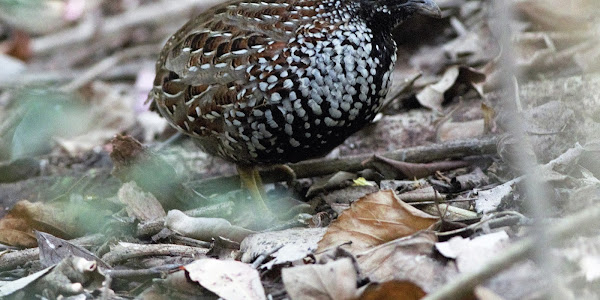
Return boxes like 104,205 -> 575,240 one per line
101,242 -> 209,266
103,264 -> 182,279
190,136 -> 499,194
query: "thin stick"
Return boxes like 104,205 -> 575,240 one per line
190,136 -> 499,194
288,135 -> 499,179
101,243 -> 209,266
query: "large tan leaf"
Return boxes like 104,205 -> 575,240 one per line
317,190 -> 438,253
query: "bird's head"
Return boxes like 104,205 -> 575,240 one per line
359,0 -> 442,30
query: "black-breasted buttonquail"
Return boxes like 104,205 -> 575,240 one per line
150,0 -> 441,211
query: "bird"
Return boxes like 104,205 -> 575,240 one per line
150,0 -> 441,212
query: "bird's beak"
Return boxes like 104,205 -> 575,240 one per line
409,0 -> 442,18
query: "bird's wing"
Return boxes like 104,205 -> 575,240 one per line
151,0 -> 313,136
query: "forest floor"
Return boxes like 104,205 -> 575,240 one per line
0,0 -> 599,299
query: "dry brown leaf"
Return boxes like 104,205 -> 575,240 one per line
359,280 -> 426,300
0,200 -> 76,247
118,181 -> 166,222
317,190 -> 438,253
1,30 -> 32,61
357,231 -> 451,293
0,199 -> 112,247
185,258 -> 265,300
282,258 -> 358,300
0,210 -> 36,248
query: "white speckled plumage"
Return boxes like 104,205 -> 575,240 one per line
151,0 -> 440,165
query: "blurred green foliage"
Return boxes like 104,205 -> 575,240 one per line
7,88 -> 90,159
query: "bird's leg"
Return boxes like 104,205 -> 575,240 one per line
271,165 -> 297,186
237,165 -> 269,212
252,167 -> 269,200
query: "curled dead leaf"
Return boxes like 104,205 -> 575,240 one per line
416,66 -> 486,111
317,190 -> 439,254
416,66 -> 460,111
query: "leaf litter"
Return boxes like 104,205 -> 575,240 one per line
0,0 -> 600,299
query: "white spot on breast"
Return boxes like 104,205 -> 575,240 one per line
271,92 -> 282,102
329,108 -> 342,119
259,82 -> 268,92
324,117 -> 338,127
265,110 -> 278,128
308,100 -> 322,115
289,138 -> 300,147
251,136 -> 266,150
341,102 -> 351,112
